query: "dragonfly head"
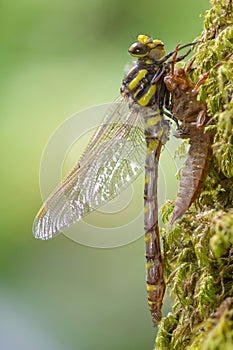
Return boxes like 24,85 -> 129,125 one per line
128,34 -> 165,61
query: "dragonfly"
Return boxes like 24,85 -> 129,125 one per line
33,35 -> 194,326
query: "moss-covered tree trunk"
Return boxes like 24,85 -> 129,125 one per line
155,0 -> 233,349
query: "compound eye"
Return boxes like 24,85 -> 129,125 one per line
128,42 -> 148,57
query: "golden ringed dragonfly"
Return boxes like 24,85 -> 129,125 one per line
33,35 -> 195,326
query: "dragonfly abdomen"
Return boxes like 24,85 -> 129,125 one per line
144,160 -> 165,326
143,113 -> 169,326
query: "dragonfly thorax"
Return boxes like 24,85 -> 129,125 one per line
121,60 -> 167,108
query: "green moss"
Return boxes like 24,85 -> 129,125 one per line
187,298 -> 233,350
210,209 -> 233,258
155,0 -> 233,349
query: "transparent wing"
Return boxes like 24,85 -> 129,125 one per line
33,96 -> 147,240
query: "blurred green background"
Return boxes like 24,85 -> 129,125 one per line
1,1 -> 209,349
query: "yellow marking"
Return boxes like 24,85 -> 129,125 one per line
144,234 -> 150,242
144,205 -> 150,213
146,261 -> 153,269
148,300 -> 154,306
147,285 -> 156,292
156,128 -> 164,138
137,35 -> 164,48
153,39 -> 164,47
128,69 -> 147,90
147,139 -> 159,153
146,115 -> 161,127
144,175 -> 150,184
138,34 -> 151,44
133,88 -> 140,99
137,85 -> 156,106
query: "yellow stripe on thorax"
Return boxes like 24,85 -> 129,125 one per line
128,69 -> 148,91
137,85 -> 156,106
